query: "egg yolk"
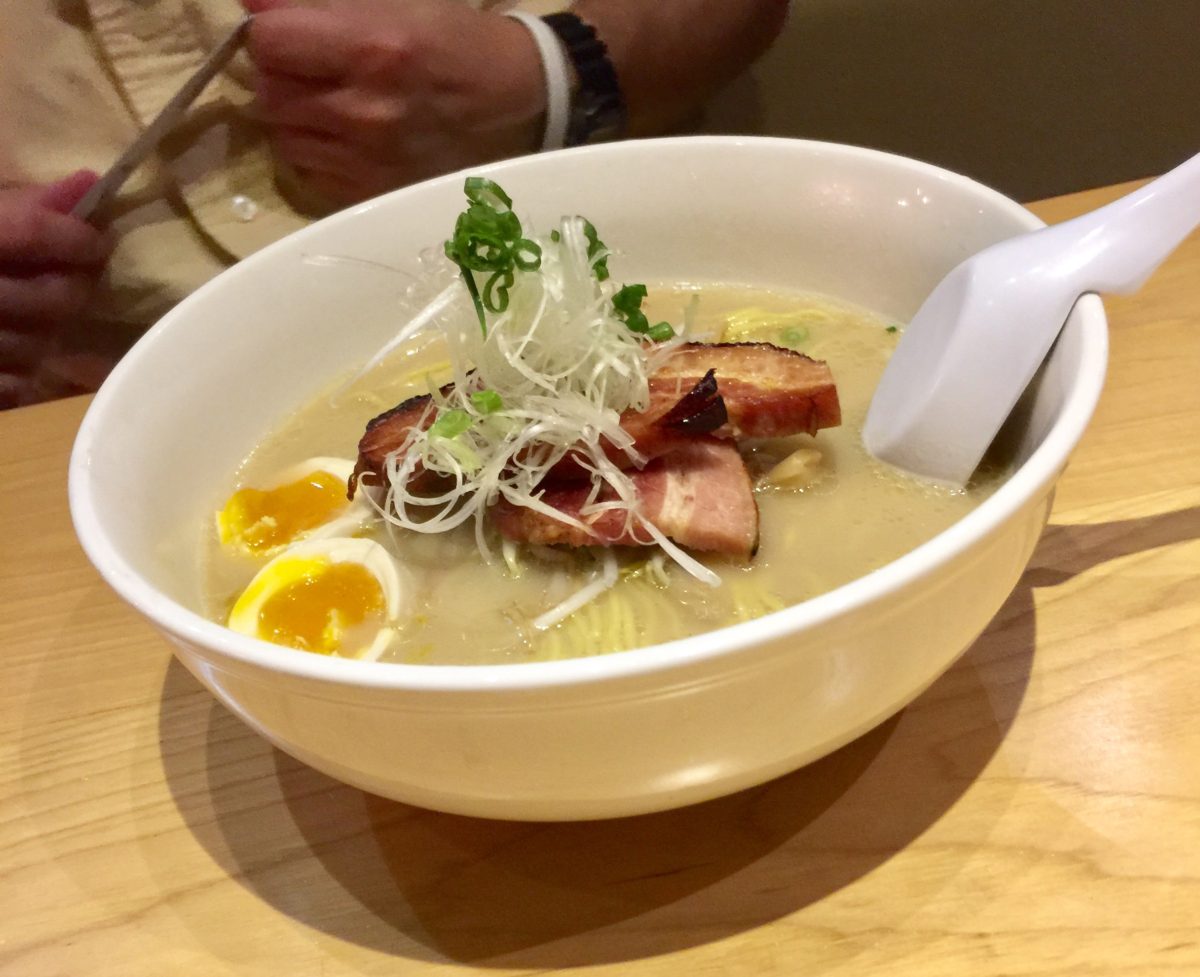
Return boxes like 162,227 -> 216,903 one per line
219,470 -> 348,553
255,560 -> 386,655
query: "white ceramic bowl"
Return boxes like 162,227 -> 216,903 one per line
70,137 -> 1107,820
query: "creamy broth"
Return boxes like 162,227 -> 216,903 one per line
204,285 -> 1001,665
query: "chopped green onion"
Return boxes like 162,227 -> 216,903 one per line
464,176 -> 512,209
471,389 -> 503,414
619,284 -> 648,324
444,179 -> 542,335
612,283 -> 671,340
550,220 -> 608,280
886,325 -> 899,333
429,408 -> 472,439
481,267 -> 515,315
581,219 -> 610,281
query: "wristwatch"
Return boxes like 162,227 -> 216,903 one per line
540,12 -> 628,147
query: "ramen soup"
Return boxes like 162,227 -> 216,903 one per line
205,278 -> 1002,665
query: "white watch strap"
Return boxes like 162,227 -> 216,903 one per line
504,11 -> 571,152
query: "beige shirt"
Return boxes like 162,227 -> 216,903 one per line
0,0 -> 563,361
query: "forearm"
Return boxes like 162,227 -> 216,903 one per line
570,0 -> 789,135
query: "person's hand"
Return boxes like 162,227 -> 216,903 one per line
243,0 -> 546,205
0,171 -> 113,409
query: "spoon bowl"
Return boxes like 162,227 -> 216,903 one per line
864,150 -> 1200,486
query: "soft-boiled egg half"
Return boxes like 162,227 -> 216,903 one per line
218,457 -> 377,555
227,537 -> 406,660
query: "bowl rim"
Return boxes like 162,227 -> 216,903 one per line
69,135 -> 1108,695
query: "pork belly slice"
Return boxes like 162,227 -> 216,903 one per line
351,371 -> 728,495
352,342 -> 838,494
547,369 -> 727,479
656,342 -> 841,439
546,344 -> 839,476
491,437 -> 759,558
351,389 -> 439,496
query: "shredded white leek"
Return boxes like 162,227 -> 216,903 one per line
360,207 -> 722,627
532,551 -> 619,630
355,283 -> 459,382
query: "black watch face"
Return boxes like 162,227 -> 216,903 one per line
571,98 -> 625,146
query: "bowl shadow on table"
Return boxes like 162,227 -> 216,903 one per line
158,504 -> 1200,968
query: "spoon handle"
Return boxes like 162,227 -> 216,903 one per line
1043,150 -> 1200,295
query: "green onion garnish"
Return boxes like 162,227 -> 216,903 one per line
429,408 -> 472,439
471,389 -> 503,414
581,219 -> 610,281
612,283 -> 674,341
886,325 -> 899,333
464,175 -> 512,209
444,178 -> 541,335
612,284 -> 648,327
549,221 -> 608,280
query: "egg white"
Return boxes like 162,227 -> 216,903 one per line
227,536 -> 407,661
221,456 -> 380,554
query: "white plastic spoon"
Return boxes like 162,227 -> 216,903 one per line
863,150 -> 1200,487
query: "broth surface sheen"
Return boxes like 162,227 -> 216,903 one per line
204,285 -> 1000,665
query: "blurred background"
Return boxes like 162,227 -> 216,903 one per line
703,0 -> 1200,201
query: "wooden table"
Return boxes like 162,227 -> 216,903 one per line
3,182 -> 1198,976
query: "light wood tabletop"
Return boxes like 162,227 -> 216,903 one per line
3,181 -> 1198,977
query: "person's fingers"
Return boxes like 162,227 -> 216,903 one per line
35,169 -> 100,215
292,170 -> 365,205
246,7 -> 362,80
272,126 -> 404,200
0,190 -> 113,267
289,163 -> 394,205
0,271 -> 96,327
268,126 -> 363,175
255,76 -> 410,151
253,75 -> 346,136
241,0 -> 292,14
